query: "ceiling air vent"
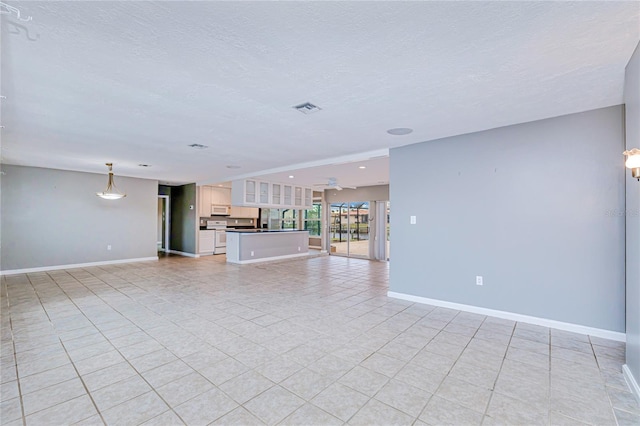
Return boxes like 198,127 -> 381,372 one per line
293,102 -> 321,114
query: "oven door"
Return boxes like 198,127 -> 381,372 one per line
214,230 -> 227,253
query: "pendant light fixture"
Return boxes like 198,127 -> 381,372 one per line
96,163 -> 126,200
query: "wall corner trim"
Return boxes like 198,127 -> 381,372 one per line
0,257 -> 159,276
623,365 -> 640,404
387,291 -> 626,342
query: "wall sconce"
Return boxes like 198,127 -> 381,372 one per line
96,163 -> 126,200
623,149 -> 640,181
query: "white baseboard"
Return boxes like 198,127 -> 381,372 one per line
0,257 -> 159,276
227,252 -> 309,265
623,364 -> 640,404
168,250 -> 200,258
387,291 -> 626,342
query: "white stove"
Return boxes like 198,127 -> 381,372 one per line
206,220 -> 227,254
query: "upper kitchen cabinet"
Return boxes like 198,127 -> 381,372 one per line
232,179 -> 313,209
294,186 -> 303,207
229,206 -> 259,218
283,185 -> 292,205
259,182 -> 270,204
244,180 -> 257,204
305,188 -> 312,207
199,186 -> 212,217
272,183 -> 282,205
199,185 -> 232,217
210,187 -> 231,206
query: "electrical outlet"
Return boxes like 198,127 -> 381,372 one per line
250,251 -> 254,256
298,246 -> 301,252
476,276 -> 483,286
107,245 -> 112,251
410,215 -> 417,224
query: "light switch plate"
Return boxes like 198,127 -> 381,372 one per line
410,215 -> 417,224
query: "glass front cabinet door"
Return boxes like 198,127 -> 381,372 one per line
245,180 -> 256,204
271,183 -> 281,205
259,182 -> 269,204
283,185 -> 293,205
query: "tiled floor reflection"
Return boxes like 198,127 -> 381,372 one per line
1,255 -> 638,425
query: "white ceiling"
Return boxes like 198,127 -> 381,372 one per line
1,1 -> 638,187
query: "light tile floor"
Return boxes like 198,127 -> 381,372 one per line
1,255 -> 639,425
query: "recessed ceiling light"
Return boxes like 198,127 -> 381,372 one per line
288,175 -> 294,179
188,143 -> 208,149
387,128 -> 413,136
226,165 -> 241,169
138,164 -> 151,167
358,166 -> 366,169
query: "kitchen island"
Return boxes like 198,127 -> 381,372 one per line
226,229 -> 309,264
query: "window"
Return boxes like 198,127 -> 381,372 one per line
281,209 -> 297,229
304,203 -> 322,237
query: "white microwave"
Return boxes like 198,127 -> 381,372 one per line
211,205 -> 230,216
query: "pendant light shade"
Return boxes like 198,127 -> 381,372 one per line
96,163 -> 126,200
623,149 -> 640,181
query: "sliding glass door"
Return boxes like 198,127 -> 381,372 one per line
329,201 -> 370,258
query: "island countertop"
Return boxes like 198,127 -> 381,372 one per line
225,229 -> 308,233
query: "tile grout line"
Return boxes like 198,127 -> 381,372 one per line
463,314 -> 513,425
25,272 -> 108,426
589,334 -> 621,424
5,257 -> 632,426
4,279 -> 28,426
42,270 -> 194,425
46,266 -> 329,425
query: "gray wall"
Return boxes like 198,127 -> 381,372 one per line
1,165 -> 158,271
624,42 -> 640,390
169,183 -> 197,254
389,106 -> 625,332
236,231 -> 308,261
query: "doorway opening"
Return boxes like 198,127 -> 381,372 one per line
330,201 -> 370,258
158,195 -> 170,252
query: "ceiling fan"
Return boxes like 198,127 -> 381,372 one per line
313,177 -> 356,191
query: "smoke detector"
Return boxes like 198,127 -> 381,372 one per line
293,102 -> 322,114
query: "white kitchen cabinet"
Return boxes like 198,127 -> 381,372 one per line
199,230 -> 215,254
210,187 -> 231,205
199,186 -> 212,217
230,206 -> 259,218
272,183 -> 281,205
231,179 -> 313,210
200,186 -> 232,217
294,186 -> 302,207
245,180 -> 256,204
283,185 -> 292,205
304,188 -> 312,208
259,182 -> 269,204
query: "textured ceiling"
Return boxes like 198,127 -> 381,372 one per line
1,1 -> 638,186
